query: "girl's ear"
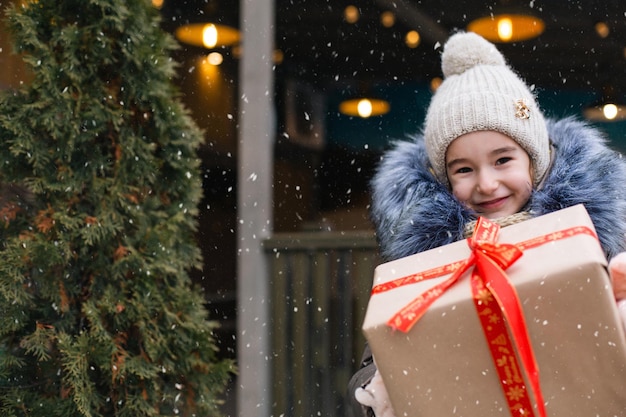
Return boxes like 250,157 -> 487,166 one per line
528,157 -> 535,186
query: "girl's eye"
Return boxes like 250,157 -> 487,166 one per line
496,157 -> 512,165
456,167 -> 472,174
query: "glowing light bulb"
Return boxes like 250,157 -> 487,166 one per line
405,30 -> 421,48
344,5 -> 359,24
381,11 -> 395,28
357,99 -> 373,118
207,52 -> 223,66
603,103 -> 618,120
497,17 -> 513,42
202,24 -> 218,48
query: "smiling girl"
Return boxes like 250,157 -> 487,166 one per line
349,31 -> 626,417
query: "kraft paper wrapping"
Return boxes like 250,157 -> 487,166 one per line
362,205 -> 626,417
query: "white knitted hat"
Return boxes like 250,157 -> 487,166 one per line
424,32 -> 550,186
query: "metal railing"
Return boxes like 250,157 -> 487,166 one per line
264,230 -> 380,417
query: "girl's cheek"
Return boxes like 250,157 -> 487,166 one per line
450,181 -> 464,198
451,186 -> 464,201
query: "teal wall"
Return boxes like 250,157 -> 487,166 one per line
327,82 -> 626,153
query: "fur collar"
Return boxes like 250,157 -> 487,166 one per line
370,117 -> 626,261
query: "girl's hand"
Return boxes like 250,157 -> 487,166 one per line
608,252 -> 626,300
355,369 -> 396,417
608,252 -> 626,332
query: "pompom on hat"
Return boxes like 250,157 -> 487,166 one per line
424,32 -> 550,186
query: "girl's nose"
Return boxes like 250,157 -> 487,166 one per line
476,170 -> 498,194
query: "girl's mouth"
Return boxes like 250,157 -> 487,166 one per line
477,196 -> 508,210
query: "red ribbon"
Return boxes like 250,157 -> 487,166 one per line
385,218 -> 522,333
373,219 -> 597,417
374,225 -> 597,322
471,226 -> 543,417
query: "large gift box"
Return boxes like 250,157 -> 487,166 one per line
362,205 -> 626,417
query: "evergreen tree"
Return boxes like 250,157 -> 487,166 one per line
0,0 -> 234,415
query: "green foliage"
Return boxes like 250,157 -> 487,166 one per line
0,0 -> 235,415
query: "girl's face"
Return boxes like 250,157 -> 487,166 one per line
445,131 -> 533,220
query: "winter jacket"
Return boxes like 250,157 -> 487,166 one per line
347,117 -> 626,417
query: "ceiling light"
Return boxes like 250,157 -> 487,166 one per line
273,50 -> 284,65
381,11 -> 395,28
175,23 -> 241,49
344,5 -> 360,24
595,22 -> 610,38
339,98 -> 390,118
467,12 -> 544,43
583,101 -> 626,122
207,52 -> 224,66
405,30 -> 421,48
583,86 -> 626,122
430,77 -> 443,92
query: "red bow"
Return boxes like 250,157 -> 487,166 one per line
386,217 -> 546,417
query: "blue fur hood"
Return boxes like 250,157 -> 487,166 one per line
370,117 -> 626,261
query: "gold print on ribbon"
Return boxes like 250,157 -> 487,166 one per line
488,312 -> 500,325
447,261 -> 465,272
427,288 -> 444,298
491,333 -> 508,346
511,404 -> 531,415
404,312 -> 417,322
497,346 -> 511,355
500,247 -> 521,262
506,354 -> 524,384
496,355 -> 509,368
506,386 -> 527,402
474,218 -> 498,244
474,288 -> 493,305
548,231 -> 565,241
495,351 -> 525,388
